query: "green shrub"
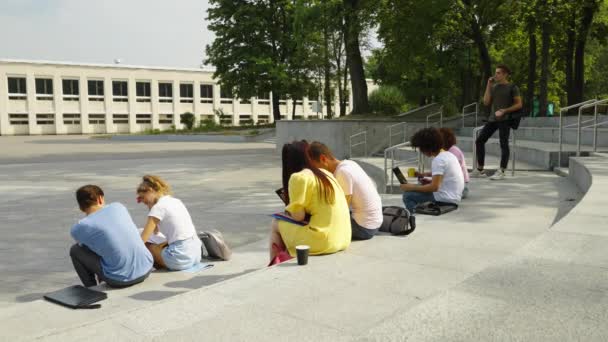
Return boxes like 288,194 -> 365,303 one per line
180,112 -> 195,130
369,86 -> 406,115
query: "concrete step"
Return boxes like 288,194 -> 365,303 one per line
456,136 -> 603,169
456,126 -> 608,147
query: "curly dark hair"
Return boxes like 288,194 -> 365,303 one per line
438,127 -> 457,150
410,128 -> 443,155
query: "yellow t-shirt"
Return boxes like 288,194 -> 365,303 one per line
278,168 -> 351,256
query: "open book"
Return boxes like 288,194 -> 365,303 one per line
138,228 -> 167,244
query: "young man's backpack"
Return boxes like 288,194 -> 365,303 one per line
379,206 -> 414,235
198,230 -> 232,261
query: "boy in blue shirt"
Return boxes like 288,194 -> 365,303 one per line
70,185 -> 153,287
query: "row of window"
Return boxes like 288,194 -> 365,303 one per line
6,113 -> 272,126
8,113 -> 158,125
6,77 -> 275,102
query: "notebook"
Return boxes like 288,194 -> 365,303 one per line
44,285 -> 107,309
270,212 -> 309,226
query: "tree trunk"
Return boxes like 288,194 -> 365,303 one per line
565,14 -> 576,106
463,0 -> 492,98
526,23 -> 537,115
342,59 -> 349,116
272,91 -> 281,121
343,0 -> 369,114
573,2 -> 599,104
539,18 -> 551,117
323,15 -> 333,118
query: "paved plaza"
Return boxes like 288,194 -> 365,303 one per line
3,135 -> 608,341
0,136 -> 281,307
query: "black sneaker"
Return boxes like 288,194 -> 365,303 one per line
409,215 -> 416,230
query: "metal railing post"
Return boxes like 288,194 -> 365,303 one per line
558,99 -> 597,167
577,106 -> 583,156
383,149 -> 388,193
594,104 -> 598,152
475,103 -> 479,127
364,132 -> 367,157
349,134 -> 352,158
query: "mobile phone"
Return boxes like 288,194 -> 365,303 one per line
392,167 -> 407,184
275,188 -> 288,205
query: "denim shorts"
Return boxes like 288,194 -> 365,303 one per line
161,236 -> 202,271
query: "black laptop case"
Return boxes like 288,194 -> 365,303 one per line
44,285 -> 107,309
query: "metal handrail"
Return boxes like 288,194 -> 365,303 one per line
461,102 -> 479,127
577,99 -> 608,156
558,99 -> 597,167
387,122 -> 407,148
349,130 -> 367,158
563,118 -> 597,129
426,106 -> 444,128
397,103 -> 438,117
384,142 -> 412,193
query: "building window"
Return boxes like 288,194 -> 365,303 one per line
62,79 -> 79,101
113,113 -> 129,124
112,81 -> 128,102
220,86 -> 233,98
88,80 -> 104,101
180,83 -> 193,103
9,113 -> 28,125
220,87 -> 233,104
200,84 -> 213,103
36,113 -> 55,125
136,113 -> 152,124
35,78 -> 53,100
8,77 -> 27,100
136,81 -> 151,102
63,113 -> 81,125
159,114 -> 173,124
159,83 -> 173,103
88,113 -> 106,124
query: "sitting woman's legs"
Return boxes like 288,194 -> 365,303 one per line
147,242 -> 168,269
402,191 -> 435,215
269,219 -> 286,261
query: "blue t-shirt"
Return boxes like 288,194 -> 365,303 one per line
71,203 -> 153,282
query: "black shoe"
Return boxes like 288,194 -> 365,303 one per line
409,215 -> 416,230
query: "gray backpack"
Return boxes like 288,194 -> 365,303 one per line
379,206 -> 414,235
198,230 -> 232,261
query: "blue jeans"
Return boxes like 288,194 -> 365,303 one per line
402,191 -> 435,215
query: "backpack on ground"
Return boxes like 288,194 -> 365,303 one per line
379,206 -> 414,235
198,230 -> 232,261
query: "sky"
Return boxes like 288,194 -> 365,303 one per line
0,0 -> 214,68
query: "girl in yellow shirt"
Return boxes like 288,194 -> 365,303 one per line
269,140 -> 351,261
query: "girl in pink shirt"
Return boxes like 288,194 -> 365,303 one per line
439,128 -> 469,198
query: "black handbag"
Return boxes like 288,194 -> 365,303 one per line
379,206 -> 414,235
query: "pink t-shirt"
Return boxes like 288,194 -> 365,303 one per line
448,146 -> 470,183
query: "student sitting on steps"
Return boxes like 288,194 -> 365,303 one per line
137,175 -> 202,271
70,185 -> 153,288
401,128 -> 464,227
269,140 -> 351,262
308,141 -> 383,240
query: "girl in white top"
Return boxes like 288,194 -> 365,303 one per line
137,175 -> 201,270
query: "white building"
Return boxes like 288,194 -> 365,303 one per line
0,59 -> 369,135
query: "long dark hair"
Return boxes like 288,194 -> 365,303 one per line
282,140 -> 335,204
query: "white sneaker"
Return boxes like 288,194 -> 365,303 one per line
490,169 -> 506,180
470,169 -> 486,178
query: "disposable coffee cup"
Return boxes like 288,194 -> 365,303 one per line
407,167 -> 416,178
295,245 -> 310,265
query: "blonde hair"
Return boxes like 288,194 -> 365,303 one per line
137,175 -> 172,196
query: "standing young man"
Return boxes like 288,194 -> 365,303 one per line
70,185 -> 153,287
401,128 -> 464,227
308,142 -> 383,240
472,64 -> 523,180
